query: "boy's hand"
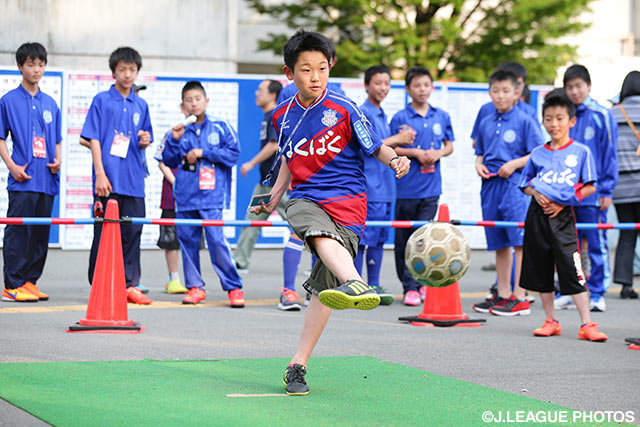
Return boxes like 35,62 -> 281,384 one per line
240,161 -> 255,177
186,148 -> 203,164
95,172 -> 113,197
138,130 -> 151,149
533,191 -> 551,208
394,130 -> 415,146
390,156 -> 410,178
497,160 -> 517,178
47,157 -> 61,174
475,162 -> 490,179
250,198 -> 275,215
172,123 -> 185,140
600,196 -> 612,211
422,148 -> 441,165
9,162 -> 31,182
543,201 -> 564,218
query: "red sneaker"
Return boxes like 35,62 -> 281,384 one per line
419,286 -> 427,302
489,295 -> 530,316
228,288 -> 245,308
182,287 -> 206,305
22,281 -> 49,301
578,322 -> 608,342
533,317 -> 562,336
126,287 -> 152,305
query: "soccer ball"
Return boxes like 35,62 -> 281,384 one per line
405,222 -> 471,288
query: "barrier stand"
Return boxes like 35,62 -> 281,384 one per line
399,204 -> 485,327
67,200 -> 143,334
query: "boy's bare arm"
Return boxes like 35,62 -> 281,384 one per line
578,183 -> 596,200
79,137 -> 91,148
0,138 -> 30,182
373,145 -> 410,178
497,154 -> 530,179
158,161 -> 175,185
383,130 -> 414,147
89,139 -> 112,196
250,160 -> 291,215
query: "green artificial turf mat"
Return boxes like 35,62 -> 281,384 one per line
0,356 -> 611,426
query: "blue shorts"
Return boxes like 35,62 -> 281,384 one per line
361,202 -> 391,247
481,178 -> 528,251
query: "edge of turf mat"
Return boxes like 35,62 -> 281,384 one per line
0,356 -> 620,426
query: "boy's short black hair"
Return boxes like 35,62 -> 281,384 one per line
16,42 -> 47,66
364,65 -> 390,85
489,69 -> 518,88
563,64 -> 591,86
267,79 -> 283,98
542,88 -> 576,118
498,61 -> 527,81
405,66 -> 432,87
283,30 -> 334,71
109,47 -> 142,73
181,80 -> 207,99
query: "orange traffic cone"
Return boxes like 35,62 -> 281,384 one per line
67,199 -> 143,333
399,204 -> 485,327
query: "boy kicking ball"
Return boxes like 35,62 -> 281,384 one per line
251,30 -> 409,395
519,89 -> 607,342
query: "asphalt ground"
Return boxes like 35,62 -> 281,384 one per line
1,247 -> 639,426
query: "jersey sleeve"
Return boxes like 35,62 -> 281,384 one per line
80,96 -> 102,142
523,116 -> 544,153
266,115 -> 277,143
474,122 -> 485,156
470,108 -> 483,140
0,97 -> 9,140
350,105 -> 383,156
598,110 -> 618,198
580,145 -> 598,186
443,112 -> 454,141
202,120 -> 241,167
140,102 -> 154,142
54,104 -> 62,144
519,154 -> 536,189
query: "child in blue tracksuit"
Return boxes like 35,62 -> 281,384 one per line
0,42 -> 61,303
560,65 -> 618,312
162,81 -> 244,307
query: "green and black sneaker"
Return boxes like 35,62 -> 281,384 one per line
283,363 -> 310,396
372,285 -> 394,305
318,279 -> 380,310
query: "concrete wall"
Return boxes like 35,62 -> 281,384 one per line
0,0 -> 238,73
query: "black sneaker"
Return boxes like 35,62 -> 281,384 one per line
372,285 -> 394,305
621,285 -> 639,299
318,279 -> 380,310
484,284 -> 497,301
283,363 -> 309,396
472,296 -> 504,313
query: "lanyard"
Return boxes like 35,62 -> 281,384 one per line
262,91 -> 326,185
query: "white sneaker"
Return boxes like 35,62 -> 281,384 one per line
590,295 -> 606,312
554,294 -> 575,310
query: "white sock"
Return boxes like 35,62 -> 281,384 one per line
170,272 -> 180,282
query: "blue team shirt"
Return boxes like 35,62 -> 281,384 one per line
162,116 -> 240,212
570,96 -> 618,205
475,106 -> 543,186
0,85 -> 62,195
81,85 -> 153,198
272,89 -> 383,237
471,99 -> 538,140
360,99 -> 394,203
277,82 -> 345,105
520,140 -> 597,206
390,104 -> 454,199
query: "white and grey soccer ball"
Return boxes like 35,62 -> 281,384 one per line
404,222 -> 471,288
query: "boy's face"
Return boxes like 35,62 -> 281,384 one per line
255,80 -> 274,108
283,51 -> 329,105
182,88 -> 209,118
543,105 -> 576,141
18,56 -> 45,85
406,75 -> 433,105
564,78 -> 591,106
112,61 -> 139,90
489,80 -> 517,113
515,76 -> 524,100
365,72 -> 391,105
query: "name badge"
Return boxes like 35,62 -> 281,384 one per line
32,136 -> 46,158
110,133 -> 130,158
199,167 -> 215,190
421,164 -> 436,174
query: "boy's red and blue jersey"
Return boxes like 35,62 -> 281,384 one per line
0,85 -> 62,195
570,96 -> 618,206
360,99 -> 394,203
471,99 -> 538,140
272,89 -> 383,237
520,139 -> 597,206
389,104 -> 454,199
475,106 -> 543,185
162,116 -> 240,212
81,85 -> 153,198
